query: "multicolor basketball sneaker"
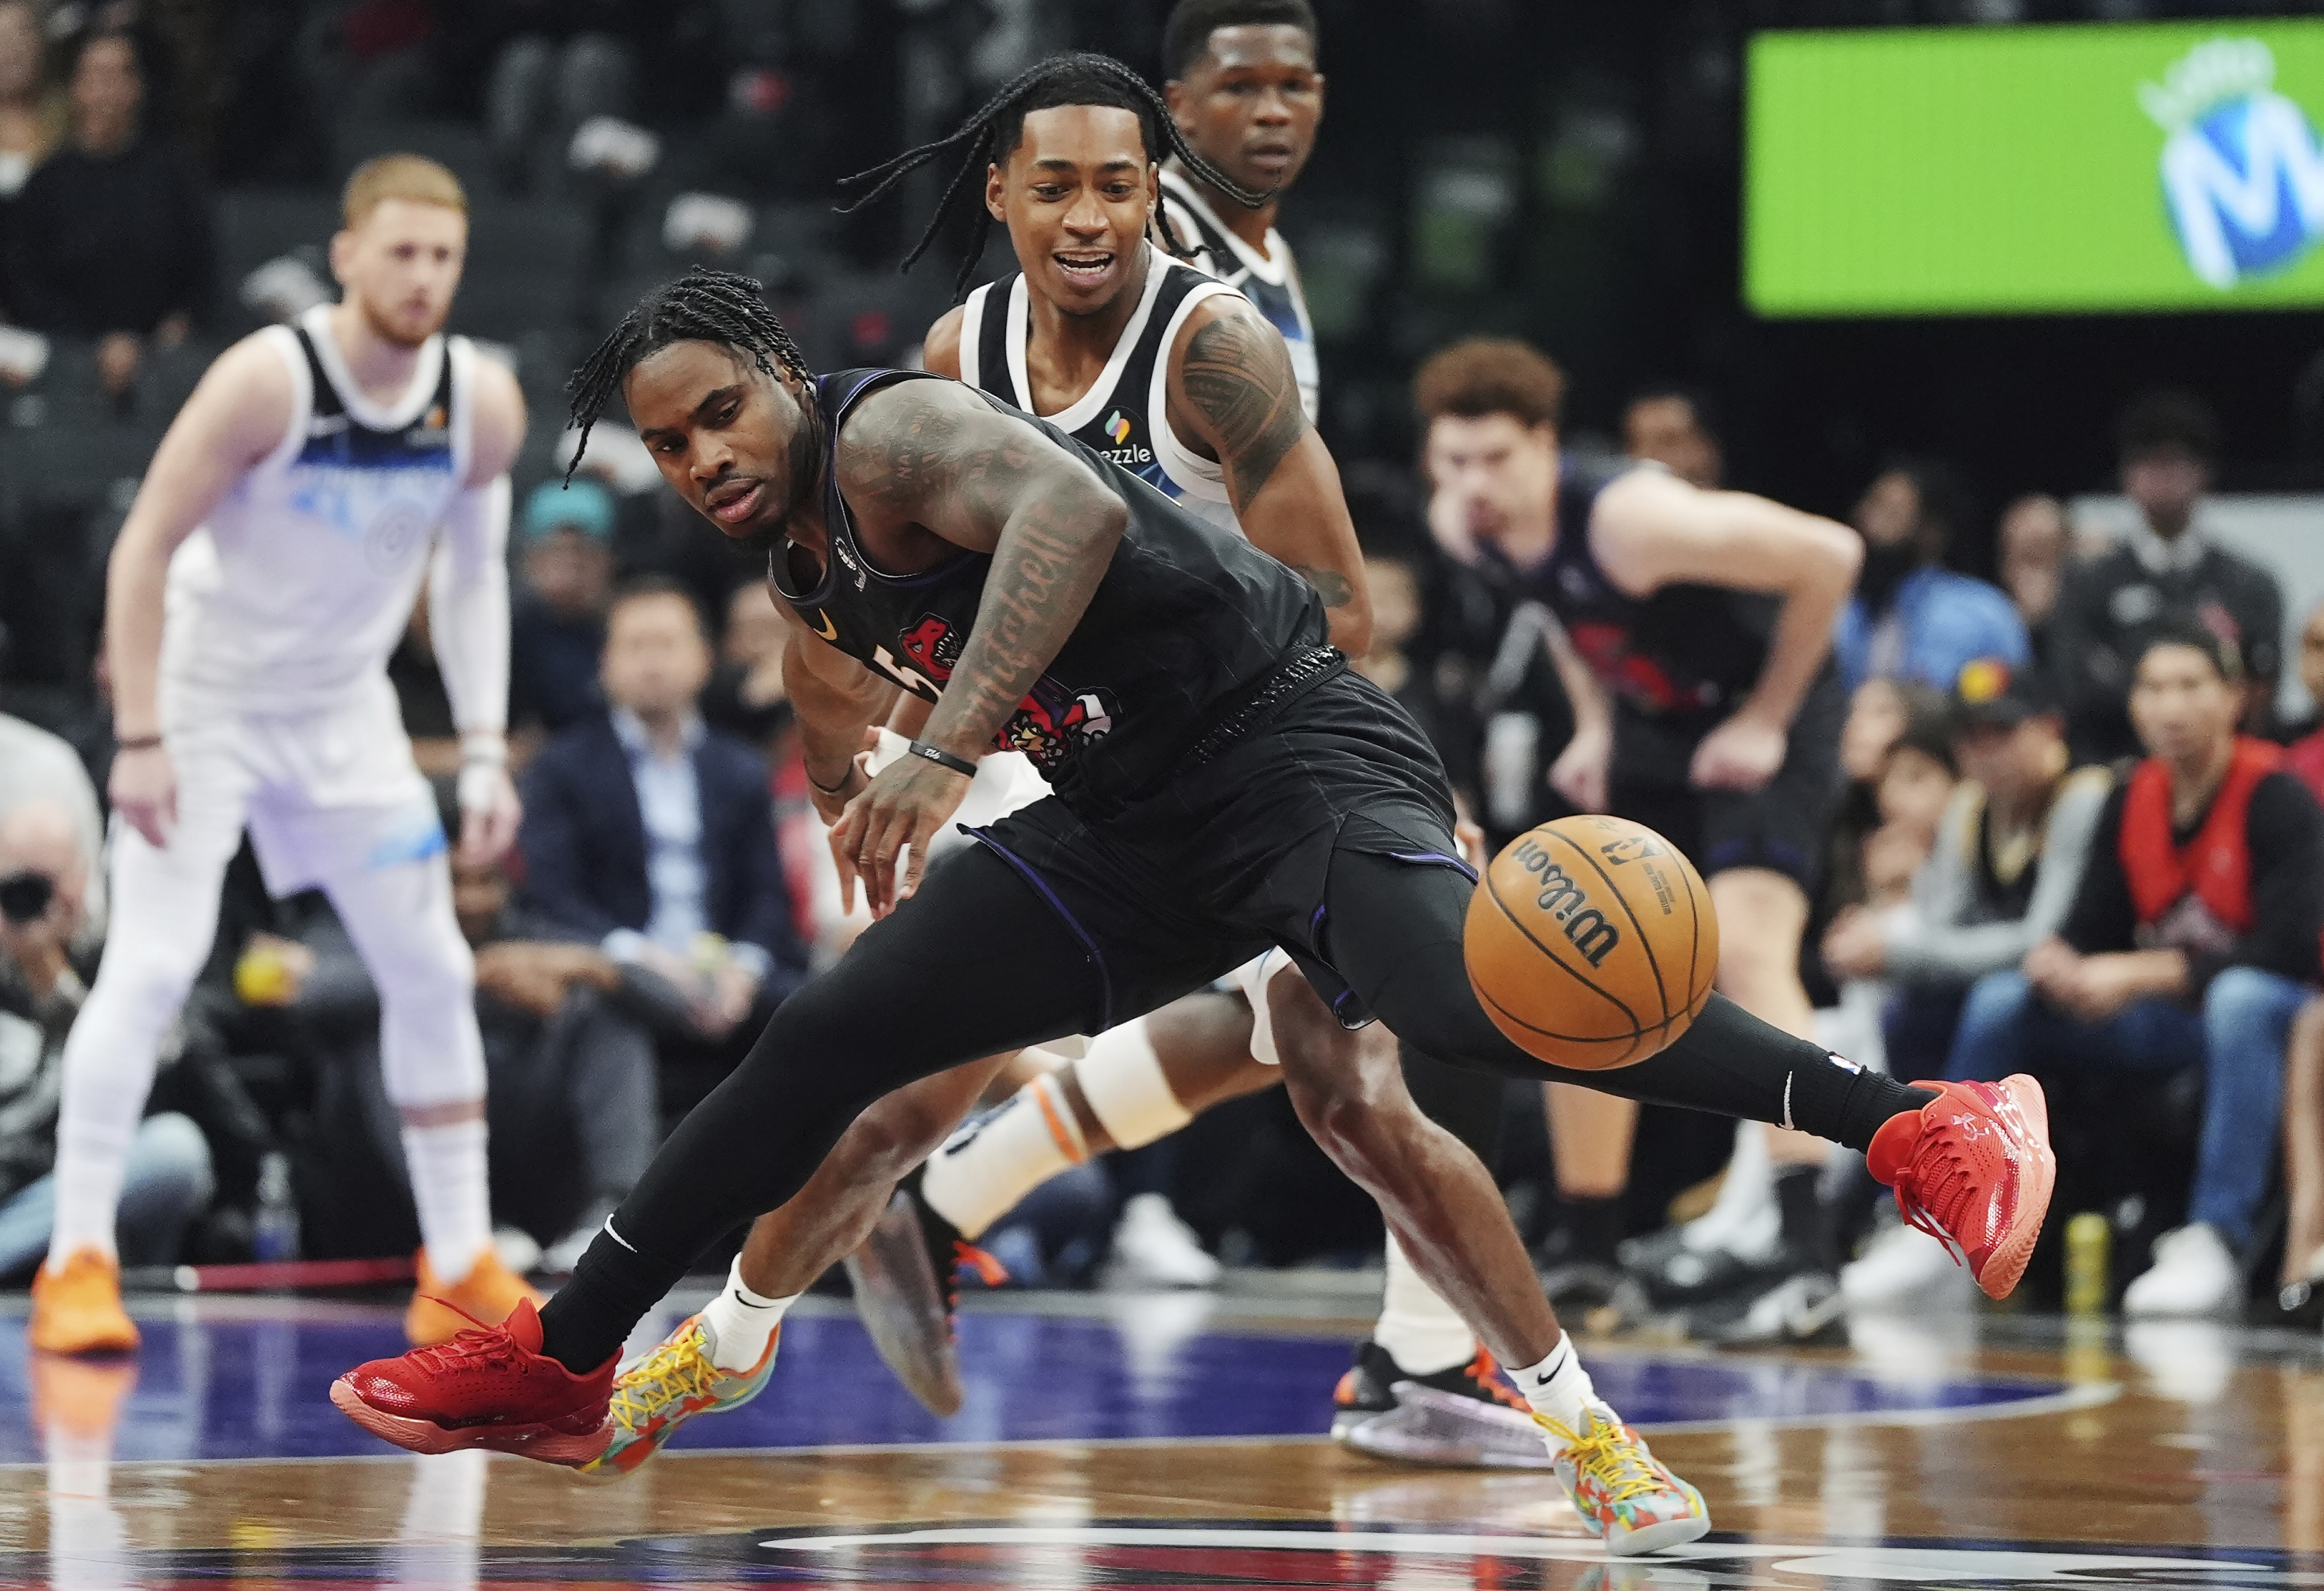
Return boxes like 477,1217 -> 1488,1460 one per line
1539,1401 -> 1712,1557
579,1314 -> 780,1477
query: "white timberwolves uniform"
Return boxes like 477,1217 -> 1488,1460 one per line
1160,166 -> 1320,424
49,305 -> 498,1282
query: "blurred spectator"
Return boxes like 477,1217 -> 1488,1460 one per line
509,480 -> 616,741
0,0 -> 61,203
1620,384 -> 1722,490
0,801 -> 211,1280
517,578 -> 808,1068
1834,460 -> 2028,693
3,27 -> 212,401
2052,390 -> 2283,764
1827,661 -> 2112,1079
0,710 -> 104,949
1860,706 -> 1956,914
268,847 -> 693,1275
1996,494 -> 2070,671
2283,597 -> 2324,754
701,579 -> 791,751
1948,624 -> 2322,1317
479,8 -> 636,193
2283,998 -> 2324,1321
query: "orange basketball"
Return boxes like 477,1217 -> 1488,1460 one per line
1463,815 -> 1718,1072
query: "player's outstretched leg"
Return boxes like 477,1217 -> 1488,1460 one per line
1266,973 -> 1709,1556
1319,848 -> 2056,1305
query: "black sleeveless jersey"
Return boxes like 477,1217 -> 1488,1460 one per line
768,368 -> 1323,812
957,256 -> 1239,533
1504,461 -> 1776,722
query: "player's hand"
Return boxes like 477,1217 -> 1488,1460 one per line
457,762 -> 522,866
806,728 -> 882,826
1689,712 -> 1786,792
111,741 -> 178,848
830,752 -> 972,919
1549,722 -> 1611,812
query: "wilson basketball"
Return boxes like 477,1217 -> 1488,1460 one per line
1463,815 -> 1718,1072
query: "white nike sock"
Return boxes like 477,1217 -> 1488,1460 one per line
1372,1233 -> 1477,1377
401,1118 -> 492,1285
699,1257 -> 796,1371
1510,1335 -> 1598,1441
920,1072 -> 1087,1241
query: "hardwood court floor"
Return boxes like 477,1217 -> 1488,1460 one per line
2,1285 -> 2321,1586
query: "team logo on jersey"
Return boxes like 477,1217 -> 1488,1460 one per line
1098,410 -> 1154,468
2143,38 -> 2324,289
406,403 -> 451,449
892,613 -> 1120,772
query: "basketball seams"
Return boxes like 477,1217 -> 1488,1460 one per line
1675,832 -> 1708,1013
1547,824 -> 1673,1029
1483,871 -> 1643,1033
1469,973 -> 1642,1056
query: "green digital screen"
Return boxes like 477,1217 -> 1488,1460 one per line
1745,20 -> 2324,315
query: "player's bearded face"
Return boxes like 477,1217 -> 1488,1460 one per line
993,106 -> 1158,317
336,199 -> 465,348
627,341 -> 804,543
1425,414 -> 1557,543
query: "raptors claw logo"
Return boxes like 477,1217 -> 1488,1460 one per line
895,614 -> 1120,772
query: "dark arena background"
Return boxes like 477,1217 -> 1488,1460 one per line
3,1 -> 2324,1585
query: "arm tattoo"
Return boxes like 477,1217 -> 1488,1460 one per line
840,386 -> 1126,756
1289,563 -> 1355,609
1181,312 -> 1308,512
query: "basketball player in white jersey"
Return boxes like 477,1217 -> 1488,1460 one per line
29,155 -> 541,1356
584,41 -> 1570,1487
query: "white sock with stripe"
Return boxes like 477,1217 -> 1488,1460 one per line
919,1071 -> 1089,1241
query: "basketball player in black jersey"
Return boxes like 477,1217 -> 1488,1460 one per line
581,44 -> 1541,1474
332,258 -> 2056,1552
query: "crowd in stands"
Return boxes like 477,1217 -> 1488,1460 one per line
7,0 -> 2324,1336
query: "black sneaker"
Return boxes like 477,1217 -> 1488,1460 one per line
2255,1274 -> 2324,1332
1685,1261 -> 1848,1348
1330,1339 -> 1552,1468
841,1169 -> 1004,1418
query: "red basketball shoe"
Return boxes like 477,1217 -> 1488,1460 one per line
1867,1076 -> 2055,1301
331,1297 -> 616,1467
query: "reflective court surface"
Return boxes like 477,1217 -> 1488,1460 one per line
3,1286 -> 2323,1588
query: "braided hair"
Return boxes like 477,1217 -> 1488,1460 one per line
565,267 -> 814,483
837,50 -> 1269,302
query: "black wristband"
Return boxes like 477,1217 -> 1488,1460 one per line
907,740 -> 977,779
806,763 -> 857,796
116,734 -> 162,752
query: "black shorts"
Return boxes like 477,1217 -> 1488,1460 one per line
1607,670 -> 1844,891
962,664 -> 1468,1033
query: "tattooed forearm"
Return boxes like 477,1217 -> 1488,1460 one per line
922,485 -> 1126,756
1289,563 -> 1355,610
1181,311 -> 1308,512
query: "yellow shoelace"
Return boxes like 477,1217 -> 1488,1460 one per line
608,1328 -> 719,1430
1535,1412 -> 1663,1503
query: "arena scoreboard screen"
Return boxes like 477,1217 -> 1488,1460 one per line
1745,20 -> 2324,315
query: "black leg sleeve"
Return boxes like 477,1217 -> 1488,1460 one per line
540,844 -> 1112,1371
1319,851 -> 1931,1152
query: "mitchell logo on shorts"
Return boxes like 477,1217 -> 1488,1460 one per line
1506,835 -> 1621,967
2143,37 -> 2324,290
1097,408 -> 1154,469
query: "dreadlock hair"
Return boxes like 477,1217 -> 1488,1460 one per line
564,267 -> 814,484
836,50 -> 1269,302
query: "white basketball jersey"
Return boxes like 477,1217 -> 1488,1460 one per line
161,306 -> 474,712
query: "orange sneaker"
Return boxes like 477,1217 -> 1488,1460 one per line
1868,1076 -> 2056,1301
405,1247 -> 547,1348
28,1249 -> 140,1356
